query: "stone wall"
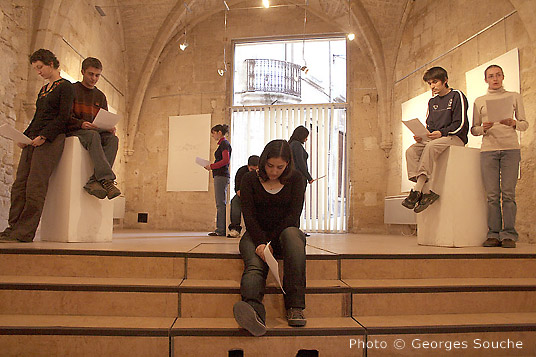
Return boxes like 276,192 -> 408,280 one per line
123,6 -> 386,232
388,0 -> 536,242
0,0 -> 31,231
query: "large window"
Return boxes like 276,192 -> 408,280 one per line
231,37 -> 348,232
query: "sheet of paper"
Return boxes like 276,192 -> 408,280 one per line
264,242 -> 285,294
315,175 -> 326,181
402,118 -> 430,140
92,109 -> 121,130
486,96 -> 514,123
0,124 -> 32,145
195,157 -> 210,167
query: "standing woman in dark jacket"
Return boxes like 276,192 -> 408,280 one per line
289,125 -> 314,185
233,140 -> 307,337
205,124 -> 232,236
0,49 -> 74,242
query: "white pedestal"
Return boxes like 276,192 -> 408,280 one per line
40,137 -> 113,242
417,146 -> 487,247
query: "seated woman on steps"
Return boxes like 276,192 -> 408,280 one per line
233,139 -> 307,337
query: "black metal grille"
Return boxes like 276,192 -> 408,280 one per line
245,59 -> 301,97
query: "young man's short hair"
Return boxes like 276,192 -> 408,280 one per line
248,155 -> 260,167
423,66 -> 449,87
82,57 -> 103,71
484,64 -> 503,79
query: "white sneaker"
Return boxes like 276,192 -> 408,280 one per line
228,229 -> 240,238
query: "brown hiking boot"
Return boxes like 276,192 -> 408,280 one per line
101,180 -> 121,200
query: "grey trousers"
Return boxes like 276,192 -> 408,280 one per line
480,149 -> 520,241
5,134 -> 65,241
68,129 -> 118,182
406,135 -> 464,183
239,227 -> 306,322
213,175 -> 229,235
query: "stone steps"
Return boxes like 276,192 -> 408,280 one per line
1,247 -> 535,355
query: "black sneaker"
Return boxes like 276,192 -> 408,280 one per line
483,238 -> 500,247
233,301 -> 266,336
501,239 -> 516,248
0,233 -> 18,243
287,308 -> 307,327
401,190 -> 422,209
414,191 -> 440,213
208,232 -> 225,236
84,180 -> 107,199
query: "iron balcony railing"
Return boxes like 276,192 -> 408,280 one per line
245,59 -> 301,97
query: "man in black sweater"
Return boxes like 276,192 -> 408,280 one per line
227,155 -> 259,237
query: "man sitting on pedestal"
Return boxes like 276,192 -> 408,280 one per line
402,66 -> 469,213
68,57 -> 120,200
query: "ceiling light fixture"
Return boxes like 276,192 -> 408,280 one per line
179,3 -> 192,52
301,0 -> 309,76
262,0 -> 270,8
218,1 -> 230,76
347,1 -> 355,41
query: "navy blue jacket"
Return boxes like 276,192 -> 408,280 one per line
426,89 -> 469,145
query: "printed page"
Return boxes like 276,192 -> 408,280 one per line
486,96 -> 514,123
265,242 -> 285,294
402,118 -> 430,139
0,124 -> 32,145
92,109 -> 121,130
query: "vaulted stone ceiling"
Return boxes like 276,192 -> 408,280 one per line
115,0 -> 408,98
112,0 -> 409,153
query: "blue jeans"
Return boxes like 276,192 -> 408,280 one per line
238,227 -> 306,322
213,175 -> 229,235
480,150 -> 520,241
228,195 -> 242,232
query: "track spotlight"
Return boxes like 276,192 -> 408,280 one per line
300,65 -> 309,75
179,42 -> 188,51
347,33 -> 355,41
262,0 -> 270,8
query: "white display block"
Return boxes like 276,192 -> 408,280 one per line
40,137 -> 113,242
417,146 -> 487,247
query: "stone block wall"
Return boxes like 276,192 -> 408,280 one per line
0,1 -> 31,231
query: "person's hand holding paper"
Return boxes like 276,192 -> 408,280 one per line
402,118 -> 430,142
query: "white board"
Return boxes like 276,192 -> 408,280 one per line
167,114 -> 211,191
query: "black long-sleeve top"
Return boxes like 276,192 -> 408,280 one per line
426,89 -> 469,145
240,169 -> 306,247
24,78 -> 74,142
289,140 -> 313,182
234,165 -> 249,193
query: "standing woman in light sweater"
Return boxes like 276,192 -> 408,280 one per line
471,65 -> 529,248
205,124 -> 232,236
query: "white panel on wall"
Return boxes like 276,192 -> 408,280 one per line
465,48 -> 520,149
167,114 -> 211,191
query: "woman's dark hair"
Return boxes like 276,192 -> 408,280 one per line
29,49 -> 59,69
289,125 -> 309,144
423,66 -> 449,88
211,124 -> 229,136
257,139 -> 293,184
